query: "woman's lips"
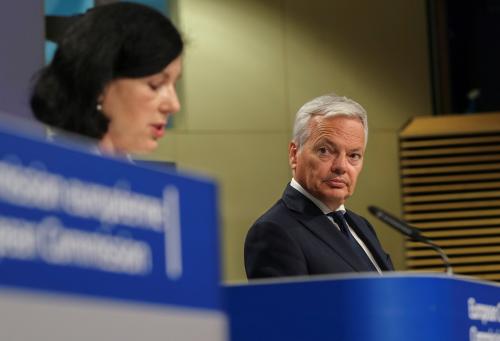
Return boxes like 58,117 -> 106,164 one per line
151,124 -> 165,139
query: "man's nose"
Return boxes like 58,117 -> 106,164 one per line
331,153 -> 347,174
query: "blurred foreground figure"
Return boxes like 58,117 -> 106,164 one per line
31,2 -> 183,155
245,93 -> 394,279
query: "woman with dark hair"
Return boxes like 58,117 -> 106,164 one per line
31,2 -> 183,155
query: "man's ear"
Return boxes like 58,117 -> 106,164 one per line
289,141 -> 298,170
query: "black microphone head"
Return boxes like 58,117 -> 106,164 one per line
366,205 -> 451,273
367,205 -> 379,216
367,204 -> 424,240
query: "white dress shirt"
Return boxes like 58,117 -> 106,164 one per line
290,178 -> 382,273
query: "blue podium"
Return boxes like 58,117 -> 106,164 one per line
0,118 -> 226,340
225,273 -> 500,341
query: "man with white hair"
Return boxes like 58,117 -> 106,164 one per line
245,93 -> 394,279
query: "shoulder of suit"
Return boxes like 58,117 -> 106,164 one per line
252,198 -> 286,222
251,198 -> 301,227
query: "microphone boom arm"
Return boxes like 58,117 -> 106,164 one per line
368,205 -> 453,275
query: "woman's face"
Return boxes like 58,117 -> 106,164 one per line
99,56 -> 182,154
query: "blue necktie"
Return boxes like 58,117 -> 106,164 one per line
328,211 -> 352,238
327,211 -> 376,271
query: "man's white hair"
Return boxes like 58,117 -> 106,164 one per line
292,93 -> 368,149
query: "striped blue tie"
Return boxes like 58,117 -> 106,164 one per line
328,211 -> 351,238
327,211 -> 376,271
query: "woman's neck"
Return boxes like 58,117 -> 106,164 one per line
98,134 -> 120,155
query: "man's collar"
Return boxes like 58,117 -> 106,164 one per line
290,178 -> 345,214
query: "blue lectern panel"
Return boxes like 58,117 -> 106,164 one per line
0,124 -> 221,311
226,274 -> 500,341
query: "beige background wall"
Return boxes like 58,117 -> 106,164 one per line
149,0 -> 433,281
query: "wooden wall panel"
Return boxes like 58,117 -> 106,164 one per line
400,113 -> 500,282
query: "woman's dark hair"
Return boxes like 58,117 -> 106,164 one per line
31,2 -> 183,138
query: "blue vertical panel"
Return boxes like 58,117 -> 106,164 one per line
129,0 -> 169,14
44,0 -> 94,63
45,0 -> 94,13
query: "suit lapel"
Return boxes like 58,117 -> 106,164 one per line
345,211 -> 392,271
282,185 -> 374,272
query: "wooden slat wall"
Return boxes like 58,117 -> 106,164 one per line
400,113 -> 500,282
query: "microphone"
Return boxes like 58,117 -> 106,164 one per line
368,206 -> 426,242
368,205 -> 453,275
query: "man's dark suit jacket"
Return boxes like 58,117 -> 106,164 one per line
245,184 -> 394,279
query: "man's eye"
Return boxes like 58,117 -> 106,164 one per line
350,153 -> 361,161
318,147 -> 329,154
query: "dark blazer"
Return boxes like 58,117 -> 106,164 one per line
245,184 -> 394,279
